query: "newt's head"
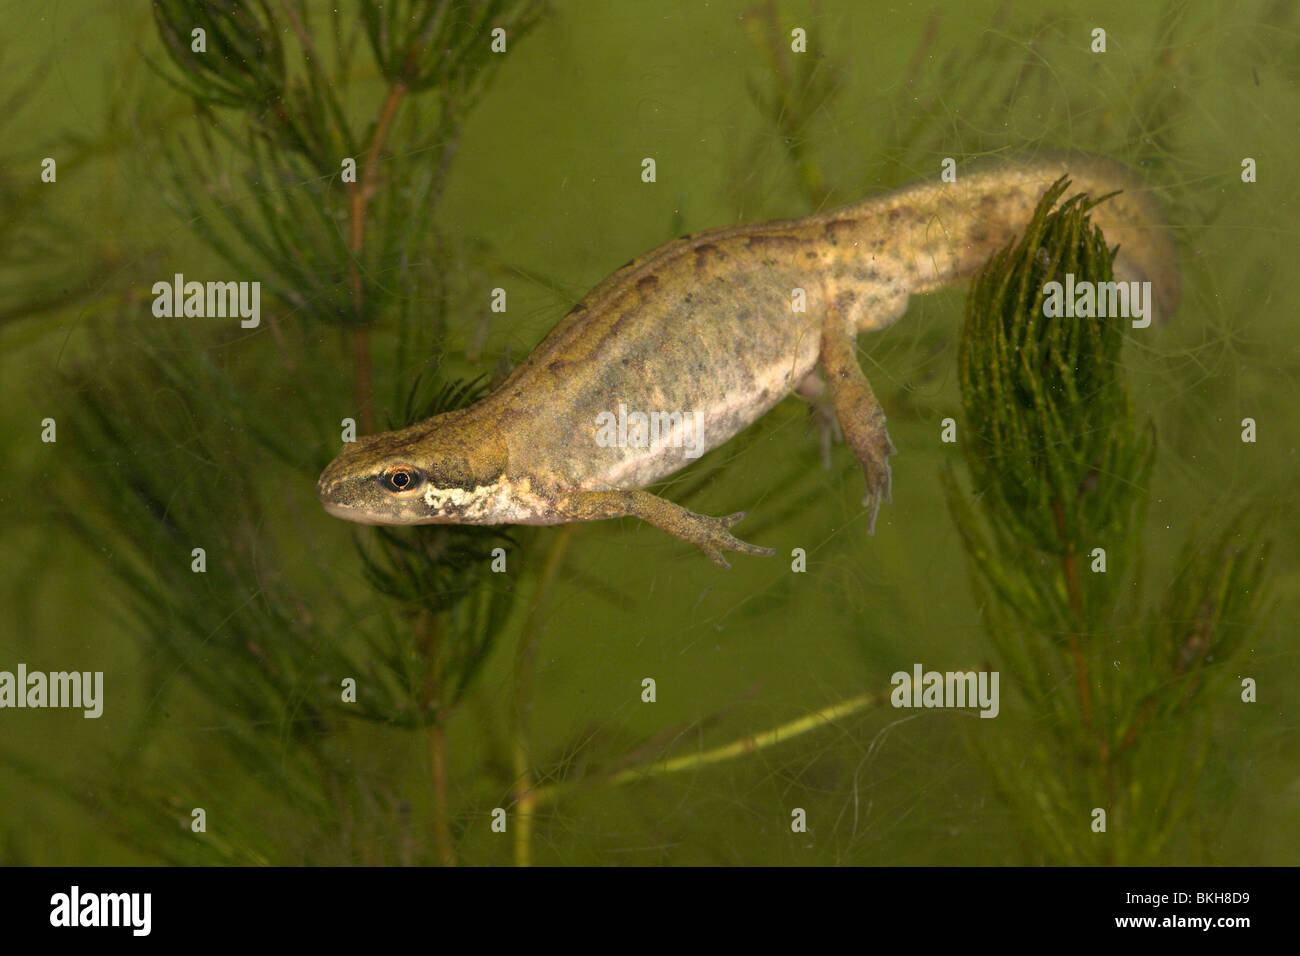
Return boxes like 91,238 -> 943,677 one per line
316,411 -> 510,525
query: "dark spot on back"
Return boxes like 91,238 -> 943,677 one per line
693,243 -> 725,270
823,219 -> 857,246
745,233 -> 801,251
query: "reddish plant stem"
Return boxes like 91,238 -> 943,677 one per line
346,80 -> 408,432
1053,500 -> 1091,728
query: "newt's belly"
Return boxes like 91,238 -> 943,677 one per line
497,259 -> 823,491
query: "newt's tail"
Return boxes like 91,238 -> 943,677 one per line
832,152 -> 1181,325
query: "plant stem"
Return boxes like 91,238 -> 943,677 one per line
510,526 -> 576,866
351,326 -> 375,432
428,722 -> 456,866
531,686 -> 890,807
347,79 -> 409,432
415,608 -> 457,866
1051,499 -> 1093,733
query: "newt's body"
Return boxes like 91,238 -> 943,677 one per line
318,154 -> 1179,566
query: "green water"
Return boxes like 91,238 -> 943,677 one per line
0,0 -> 1295,865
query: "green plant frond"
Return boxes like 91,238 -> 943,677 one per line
946,177 -> 1273,863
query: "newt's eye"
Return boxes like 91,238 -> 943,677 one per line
383,466 -> 422,493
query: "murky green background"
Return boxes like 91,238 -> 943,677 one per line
1,1 -> 1295,865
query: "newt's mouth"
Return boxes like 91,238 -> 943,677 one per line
319,495 -> 431,526
319,498 -> 380,524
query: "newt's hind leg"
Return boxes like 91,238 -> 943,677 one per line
818,310 -> 897,534
796,370 -> 842,471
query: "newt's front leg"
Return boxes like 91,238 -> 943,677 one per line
819,311 -> 897,534
556,490 -> 776,569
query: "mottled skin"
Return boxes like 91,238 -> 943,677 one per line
318,154 -> 1179,566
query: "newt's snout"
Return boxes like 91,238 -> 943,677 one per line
316,449 -> 355,502
316,436 -> 392,523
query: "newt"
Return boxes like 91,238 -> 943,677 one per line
317,154 -> 1179,567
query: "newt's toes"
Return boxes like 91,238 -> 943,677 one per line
702,512 -> 776,567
